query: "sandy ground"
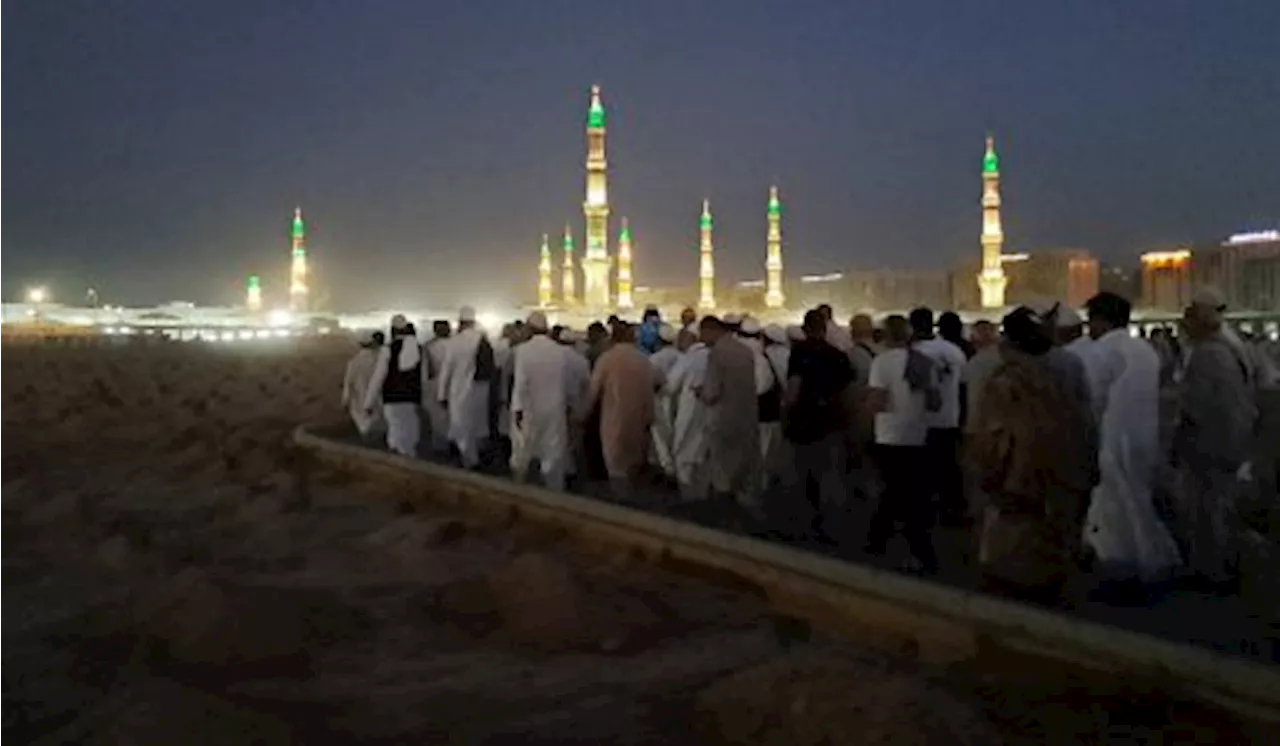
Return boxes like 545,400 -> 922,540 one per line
2,339 -> 1263,744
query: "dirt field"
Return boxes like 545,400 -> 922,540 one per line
1,338 -> 1259,744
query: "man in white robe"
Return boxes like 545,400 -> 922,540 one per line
363,316 -> 423,457
343,331 -> 385,440
421,320 -> 452,455
1081,292 -> 1181,585
665,329 -> 711,500
509,312 -> 570,491
437,306 -> 491,469
648,323 -> 682,479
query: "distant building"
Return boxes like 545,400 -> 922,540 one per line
1139,247 -> 1193,312
1192,230 -> 1280,312
1099,263 -> 1140,301
790,269 -> 950,315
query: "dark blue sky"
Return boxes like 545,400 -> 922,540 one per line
5,1 -> 1278,309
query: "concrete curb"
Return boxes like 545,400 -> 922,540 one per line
294,424 -> 1280,722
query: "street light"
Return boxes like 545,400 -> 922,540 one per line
27,286 -> 48,304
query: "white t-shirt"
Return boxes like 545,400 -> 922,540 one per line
867,348 -> 928,446
912,337 -> 967,429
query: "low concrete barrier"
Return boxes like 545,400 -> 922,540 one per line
294,424 -> 1280,722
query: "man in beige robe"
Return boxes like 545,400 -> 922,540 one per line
698,316 -> 762,515
588,323 -> 659,500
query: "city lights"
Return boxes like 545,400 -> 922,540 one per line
26,286 -> 48,304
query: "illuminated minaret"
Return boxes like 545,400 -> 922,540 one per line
246,275 -> 263,312
765,186 -> 785,309
976,135 -> 1008,309
698,200 -> 716,311
538,234 -> 553,308
289,207 -> 309,312
616,218 -> 634,310
581,85 -> 611,309
561,225 -> 577,305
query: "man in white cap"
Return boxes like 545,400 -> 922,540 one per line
1054,304 -> 1093,363
363,316 -> 422,456
342,330 -> 385,441
1079,292 -> 1181,592
556,329 -> 591,484
648,323 -> 681,479
437,306 -> 492,469
509,311 -> 571,490
1172,286 -> 1259,591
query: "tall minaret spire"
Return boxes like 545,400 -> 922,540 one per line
289,207 -> 309,312
246,275 -> 263,313
538,234 -> 553,308
616,218 -> 634,310
581,84 -> 611,309
698,200 -> 716,311
561,225 -> 577,306
765,185 -> 785,309
976,134 -> 1007,309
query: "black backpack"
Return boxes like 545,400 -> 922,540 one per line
473,336 -> 496,382
904,346 -> 943,413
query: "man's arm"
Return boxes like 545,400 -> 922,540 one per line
699,348 -> 724,405
864,355 -> 890,414
361,349 -> 390,413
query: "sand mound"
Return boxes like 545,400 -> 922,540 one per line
364,515 -> 469,565
132,568 -> 311,679
696,652 -> 999,746
422,551 -> 672,654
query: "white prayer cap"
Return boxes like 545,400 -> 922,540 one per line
459,306 -> 477,322
723,312 -> 742,325
526,310 -> 549,331
1056,306 -> 1083,327
786,325 -> 804,342
390,313 -> 409,329
764,324 -> 788,344
1190,285 -> 1227,311
683,323 -> 700,339
740,317 -> 762,335
658,323 -> 677,343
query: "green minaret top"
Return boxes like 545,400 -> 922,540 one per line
563,225 -> 574,252
587,85 -> 606,129
540,234 -> 550,255
247,275 -> 261,290
700,200 -> 712,231
983,135 -> 999,175
768,185 -> 781,217
292,207 -> 305,240
619,217 -> 631,243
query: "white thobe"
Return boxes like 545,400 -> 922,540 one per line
363,342 -> 422,457
421,338 -> 451,452
648,345 -> 682,477
666,342 -> 711,499
1081,328 -> 1181,581
437,328 -> 491,467
509,335 -> 570,490
342,348 -> 383,437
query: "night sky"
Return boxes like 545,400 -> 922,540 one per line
5,1 -> 1279,310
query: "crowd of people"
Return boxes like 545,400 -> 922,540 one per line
341,291 -> 1277,608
